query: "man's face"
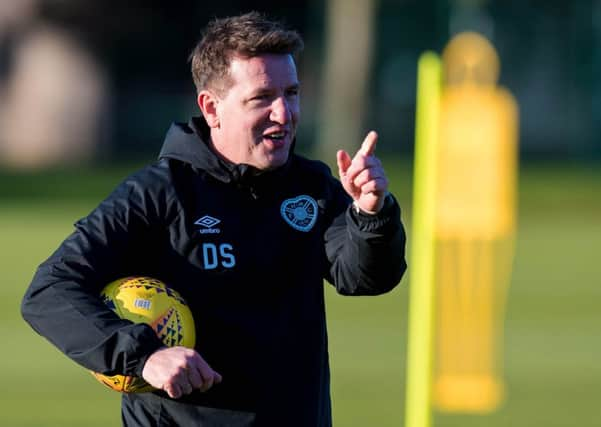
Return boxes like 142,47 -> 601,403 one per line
209,54 -> 300,170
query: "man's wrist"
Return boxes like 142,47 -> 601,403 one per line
352,192 -> 392,216
353,200 -> 374,215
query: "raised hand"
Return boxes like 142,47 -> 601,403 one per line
142,346 -> 222,399
336,130 -> 389,214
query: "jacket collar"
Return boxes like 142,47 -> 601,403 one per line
158,116 -> 293,189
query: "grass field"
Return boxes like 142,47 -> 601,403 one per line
1,160 -> 599,426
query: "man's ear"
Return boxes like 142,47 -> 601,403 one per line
197,90 -> 220,128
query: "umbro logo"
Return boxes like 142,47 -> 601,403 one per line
195,215 -> 221,234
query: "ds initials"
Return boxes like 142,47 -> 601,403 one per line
201,243 -> 236,269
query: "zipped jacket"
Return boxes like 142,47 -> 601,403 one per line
21,117 -> 407,426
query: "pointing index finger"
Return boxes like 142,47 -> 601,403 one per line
358,130 -> 378,157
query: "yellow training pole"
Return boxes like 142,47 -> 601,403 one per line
404,51 -> 442,427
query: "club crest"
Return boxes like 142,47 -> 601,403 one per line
280,195 -> 318,232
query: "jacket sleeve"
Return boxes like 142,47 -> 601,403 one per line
21,172 -> 167,377
323,178 -> 407,296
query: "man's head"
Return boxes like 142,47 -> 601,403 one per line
190,12 -> 305,170
190,12 -> 304,95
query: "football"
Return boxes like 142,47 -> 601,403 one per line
90,276 -> 196,393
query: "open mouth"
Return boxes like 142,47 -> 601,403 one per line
262,130 -> 290,148
263,131 -> 287,142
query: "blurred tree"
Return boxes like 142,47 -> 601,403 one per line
315,0 -> 377,166
593,0 -> 601,160
0,25 -> 108,169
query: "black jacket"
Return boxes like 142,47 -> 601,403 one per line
21,117 -> 407,426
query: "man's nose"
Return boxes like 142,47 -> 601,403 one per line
270,97 -> 291,124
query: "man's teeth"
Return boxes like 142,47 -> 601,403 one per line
266,132 -> 285,140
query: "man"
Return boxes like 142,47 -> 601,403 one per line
21,12 -> 407,427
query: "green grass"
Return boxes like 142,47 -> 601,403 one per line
1,160 -> 599,426
1,201 -> 122,427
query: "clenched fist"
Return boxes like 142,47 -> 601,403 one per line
142,346 -> 222,399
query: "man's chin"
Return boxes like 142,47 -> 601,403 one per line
257,153 -> 289,171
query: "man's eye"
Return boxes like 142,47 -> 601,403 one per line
287,89 -> 299,97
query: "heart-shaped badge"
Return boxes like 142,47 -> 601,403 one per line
280,195 -> 318,232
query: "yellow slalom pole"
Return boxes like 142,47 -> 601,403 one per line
405,52 -> 442,427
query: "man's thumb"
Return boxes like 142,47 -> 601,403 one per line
336,150 -> 352,177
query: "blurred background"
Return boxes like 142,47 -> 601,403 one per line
1,0 -> 599,426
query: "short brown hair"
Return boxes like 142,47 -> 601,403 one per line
189,12 -> 304,94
